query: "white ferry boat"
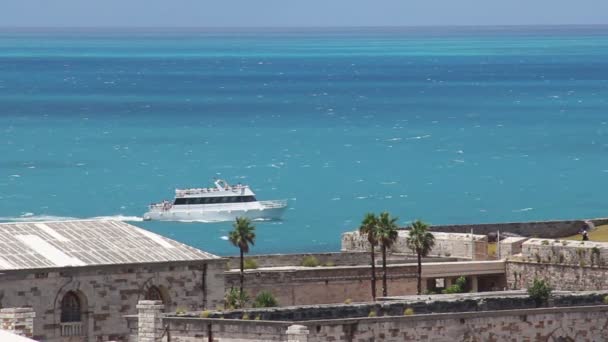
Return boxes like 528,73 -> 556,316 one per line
143,179 -> 287,222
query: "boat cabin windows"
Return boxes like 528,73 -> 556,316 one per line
174,196 -> 256,205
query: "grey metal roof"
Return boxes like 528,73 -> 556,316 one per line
0,220 -> 219,270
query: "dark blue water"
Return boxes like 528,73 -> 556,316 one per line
1,26 -> 608,255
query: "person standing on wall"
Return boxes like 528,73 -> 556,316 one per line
582,229 -> 589,241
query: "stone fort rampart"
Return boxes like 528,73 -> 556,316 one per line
131,292 -> 608,342
429,217 -> 608,238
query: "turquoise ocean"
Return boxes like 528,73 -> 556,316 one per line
1,26 -> 608,255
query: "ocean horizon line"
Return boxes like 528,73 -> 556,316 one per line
1,24 -> 608,32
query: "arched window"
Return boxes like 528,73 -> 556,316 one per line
145,286 -> 164,303
61,292 -> 81,323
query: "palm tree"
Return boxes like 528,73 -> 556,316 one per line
359,213 -> 379,301
406,220 -> 435,295
377,211 -> 399,297
229,217 -> 256,295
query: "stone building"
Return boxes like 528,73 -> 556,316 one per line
0,220 -> 225,341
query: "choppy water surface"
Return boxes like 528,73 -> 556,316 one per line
1,27 -> 607,255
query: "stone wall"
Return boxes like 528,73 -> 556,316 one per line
0,260 -> 225,341
225,252 -> 371,269
429,219 -> 604,238
224,265 -> 419,306
342,231 -> 488,260
0,307 -> 36,338
498,237 -> 528,258
506,239 -> 608,290
131,293 -> 608,341
305,306 -> 608,342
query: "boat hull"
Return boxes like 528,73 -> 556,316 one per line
143,205 -> 287,222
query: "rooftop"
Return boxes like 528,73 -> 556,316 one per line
0,220 -> 219,271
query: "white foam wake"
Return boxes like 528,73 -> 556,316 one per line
512,208 -> 534,213
90,215 -> 144,222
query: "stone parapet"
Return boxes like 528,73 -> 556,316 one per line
137,300 -> 165,342
342,230 -> 488,260
0,307 -> 36,338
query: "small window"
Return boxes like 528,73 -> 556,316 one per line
61,292 -> 82,323
174,198 -> 186,205
145,286 -> 164,303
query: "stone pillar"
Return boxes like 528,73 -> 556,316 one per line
470,276 -> 479,292
136,300 -> 165,342
287,324 -> 310,342
0,307 -> 36,338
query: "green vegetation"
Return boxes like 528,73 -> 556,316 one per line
603,295 -> 608,305
301,255 -> 320,267
404,307 -> 415,316
442,276 -> 467,294
359,213 -> 380,301
175,307 -> 186,315
242,313 -> 250,320
344,298 -> 352,304
243,258 -> 259,270
487,242 -> 497,258
377,211 -> 399,297
200,310 -> 211,318
406,220 -> 436,295
541,240 -> 549,245
253,291 -> 278,308
229,217 -> 256,296
225,287 -> 250,309
255,314 -> 261,320
323,261 -> 336,267
368,309 -> 377,317
527,278 -> 552,307
564,225 -> 608,242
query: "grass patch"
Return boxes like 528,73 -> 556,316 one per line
563,225 -> 608,242
487,242 -> 497,258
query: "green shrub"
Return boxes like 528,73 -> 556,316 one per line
344,298 -> 352,304
301,256 -> 320,267
255,314 -> 261,320
368,310 -> 377,317
324,261 -> 336,267
253,291 -> 278,308
527,278 -> 552,307
404,308 -> 414,316
175,307 -> 186,315
224,288 -> 250,309
200,310 -> 211,318
244,258 -> 259,270
603,295 -> 608,305
242,313 -> 250,320
541,240 -> 549,246
442,276 -> 467,294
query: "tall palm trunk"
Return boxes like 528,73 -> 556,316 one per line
382,244 -> 388,297
239,248 -> 244,295
417,250 -> 422,295
370,245 -> 377,301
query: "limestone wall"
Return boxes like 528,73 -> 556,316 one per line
0,260 -> 225,342
305,306 -> 608,342
133,293 -> 608,342
224,264 -> 419,306
341,231 -> 488,260
225,252 -> 370,269
506,239 -> 608,290
429,219 -> 601,238
498,237 -> 528,258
